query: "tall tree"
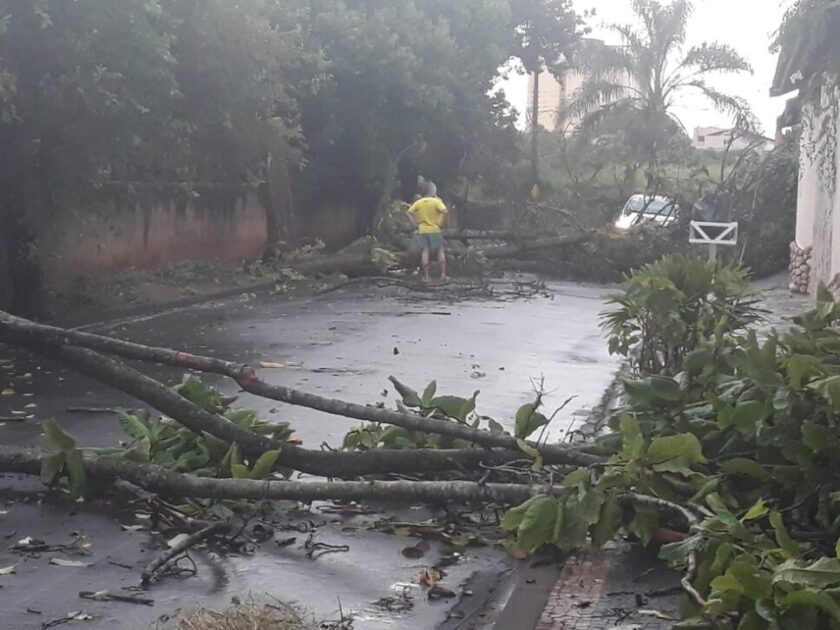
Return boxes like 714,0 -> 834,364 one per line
568,0 -> 754,188
509,0 -> 581,190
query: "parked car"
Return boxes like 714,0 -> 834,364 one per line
614,194 -> 679,231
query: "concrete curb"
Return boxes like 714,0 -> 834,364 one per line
55,280 -> 280,330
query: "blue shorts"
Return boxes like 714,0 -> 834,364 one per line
415,233 -> 444,252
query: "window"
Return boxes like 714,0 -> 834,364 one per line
697,135 -> 705,142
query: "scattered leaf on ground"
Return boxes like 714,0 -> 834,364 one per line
0,564 -> 17,575
418,569 -> 442,587
427,584 -> 456,600
259,362 -> 284,369
401,540 -> 431,559
1,388 -> 15,397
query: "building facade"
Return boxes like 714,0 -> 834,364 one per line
772,1 -> 840,295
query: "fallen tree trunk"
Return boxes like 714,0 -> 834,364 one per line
443,230 -> 520,241
0,310 -> 602,468
479,232 -> 594,260
0,446 -> 544,506
0,326 -> 559,478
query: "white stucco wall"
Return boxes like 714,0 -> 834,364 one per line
796,92 -> 840,293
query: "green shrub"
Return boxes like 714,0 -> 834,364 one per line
600,255 -> 764,375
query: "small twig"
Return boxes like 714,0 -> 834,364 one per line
66,407 -> 133,415
79,591 -> 154,606
140,522 -> 230,587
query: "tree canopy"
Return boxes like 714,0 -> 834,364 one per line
0,0 -> 583,314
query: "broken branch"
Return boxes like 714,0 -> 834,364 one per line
141,522 -> 231,586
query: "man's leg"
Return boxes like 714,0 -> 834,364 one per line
437,245 -> 448,281
421,247 -> 431,282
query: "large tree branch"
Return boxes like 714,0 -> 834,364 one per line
0,310 -> 603,468
0,333 -> 560,478
0,446 -> 543,506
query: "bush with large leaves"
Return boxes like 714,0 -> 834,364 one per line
600,255 -> 764,375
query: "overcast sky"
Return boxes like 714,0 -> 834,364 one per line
502,0 -> 793,135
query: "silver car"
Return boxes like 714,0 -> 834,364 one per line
614,194 -> 679,231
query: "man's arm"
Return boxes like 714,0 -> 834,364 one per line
407,202 -> 419,227
437,199 -> 448,228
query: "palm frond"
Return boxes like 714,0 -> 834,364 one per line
561,79 -> 640,124
686,80 -> 757,126
570,38 -> 633,81
679,42 -> 753,75
574,99 -> 638,137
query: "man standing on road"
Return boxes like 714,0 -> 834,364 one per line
407,183 -> 449,283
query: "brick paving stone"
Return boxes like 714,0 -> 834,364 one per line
536,543 -> 682,629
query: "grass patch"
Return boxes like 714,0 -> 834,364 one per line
171,597 -> 320,630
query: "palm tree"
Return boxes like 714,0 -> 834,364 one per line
567,0 -> 755,189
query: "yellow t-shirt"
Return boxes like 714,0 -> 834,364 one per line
408,197 -> 447,234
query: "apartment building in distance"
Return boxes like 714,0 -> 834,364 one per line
526,39 -> 629,133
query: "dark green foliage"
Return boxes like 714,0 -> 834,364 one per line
342,379 -> 550,454
600,256 -> 764,375
505,289 -> 840,625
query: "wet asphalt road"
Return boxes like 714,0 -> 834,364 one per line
0,279 -> 620,629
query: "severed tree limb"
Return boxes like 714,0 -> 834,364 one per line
0,310 -> 602,468
477,232 -> 593,260
141,521 -> 231,586
0,335 -> 549,478
0,445 -> 549,506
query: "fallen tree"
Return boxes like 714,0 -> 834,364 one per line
0,309 -> 600,468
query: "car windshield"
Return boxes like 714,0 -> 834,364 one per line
625,197 -> 673,216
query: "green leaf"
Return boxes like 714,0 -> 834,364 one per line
785,354 -> 824,390
487,418 -> 505,434
743,499 -> 769,522
590,496 -> 622,548
250,449 -> 281,480
629,508 -> 659,546
124,438 -> 152,464
802,422 -> 838,453
620,415 -> 645,461
431,395 -> 476,422
65,449 -> 88,500
231,464 -> 250,479
779,590 -> 840,622
770,511 -> 803,559
774,558 -> 840,588
42,419 -> 77,452
116,410 -> 150,441
502,496 -> 542,531
719,401 -> 766,433
516,497 -> 557,552
516,439 -> 544,472
562,468 -> 590,490
514,403 -> 543,440
721,458 -> 771,481
812,375 -> 840,412
660,534 -> 703,565
624,375 -> 683,406
421,381 -> 437,407
40,453 -> 65,485
646,433 -> 706,467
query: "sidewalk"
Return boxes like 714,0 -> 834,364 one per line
536,544 -> 682,630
